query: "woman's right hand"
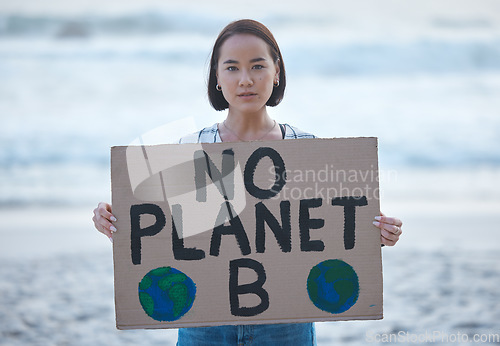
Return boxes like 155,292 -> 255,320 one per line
92,202 -> 117,242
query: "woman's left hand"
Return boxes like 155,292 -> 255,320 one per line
373,212 -> 402,246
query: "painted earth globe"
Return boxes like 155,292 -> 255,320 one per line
138,266 -> 196,321
307,259 -> 359,314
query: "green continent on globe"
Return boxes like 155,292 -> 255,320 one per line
158,273 -> 187,291
139,292 -> 154,316
138,266 -> 196,322
169,283 -> 189,318
307,259 -> 359,314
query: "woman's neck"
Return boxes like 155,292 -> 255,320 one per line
225,108 -> 272,133
220,107 -> 281,142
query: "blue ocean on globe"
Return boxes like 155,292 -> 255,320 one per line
138,266 -> 196,322
307,259 -> 359,314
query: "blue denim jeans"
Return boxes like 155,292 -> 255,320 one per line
177,323 -> 316,345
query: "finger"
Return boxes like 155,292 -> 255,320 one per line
373,220 -> 401,237
93,204 -> 114,243
96,206 -> 117,234
93,214 -> 112,235
99,218 -> 117,233
394,225 -> 402,236
381,234 -> 397,246
93,211 -> 113,234
93,205 -> 109,222
93,216 -> 112,238
100,227 -> 113,239
98,203 -> 117,222
99,201 -> 112,212
384,224 -> 401,236
380,223 -> 403,237
381,228 -> 399,242
99,223 -> 114,242
375,214 -> 402,227
374,221 -> 399,244
93,207 -> 117,233
388,217 -> 402,227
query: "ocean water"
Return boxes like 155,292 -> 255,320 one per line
1,0 -> 500,207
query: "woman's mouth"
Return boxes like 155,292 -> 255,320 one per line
238,92 -> 257,98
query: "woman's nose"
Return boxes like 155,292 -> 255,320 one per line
239,70 -> 253,86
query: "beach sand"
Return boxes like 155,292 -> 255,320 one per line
1,174 -> 499,346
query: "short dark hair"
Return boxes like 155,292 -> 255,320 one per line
207,19 -> 286,111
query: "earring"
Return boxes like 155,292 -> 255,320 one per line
216,84 -> 222,91
274,79 -> 279,87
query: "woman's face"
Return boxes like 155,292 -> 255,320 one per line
216,34 -> 279,116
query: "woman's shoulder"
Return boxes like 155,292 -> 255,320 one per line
282,123 -> 316,139
178,123 -> 219,144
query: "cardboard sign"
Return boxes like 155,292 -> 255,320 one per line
111,138 -> 382,330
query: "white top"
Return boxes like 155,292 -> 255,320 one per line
179,123 -> 315,144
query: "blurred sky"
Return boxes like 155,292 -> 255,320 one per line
2,0 -> 500,39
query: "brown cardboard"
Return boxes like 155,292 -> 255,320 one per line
111,138 -> 382,329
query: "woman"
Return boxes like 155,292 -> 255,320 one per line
93,19 -> 403,346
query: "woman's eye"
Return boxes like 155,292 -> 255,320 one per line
253,65 -> 264,70
227,66 -> 238,71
